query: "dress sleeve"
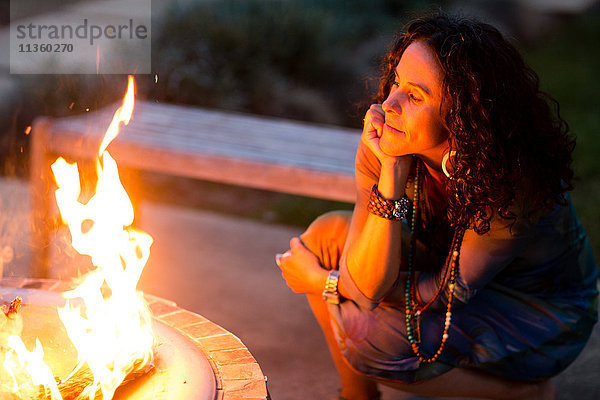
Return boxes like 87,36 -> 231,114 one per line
417,210 -> 537,310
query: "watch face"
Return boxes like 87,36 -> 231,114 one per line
393,198 -> 409,220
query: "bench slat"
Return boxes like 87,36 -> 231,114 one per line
49,102 -> 359,165
50,123 -> 356,169
42,101 -> 360,201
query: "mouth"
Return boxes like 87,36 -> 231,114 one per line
383,123 -> 406,138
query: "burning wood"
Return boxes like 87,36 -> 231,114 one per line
1,297 -> 24,342
1,294 -> 154,400
1,297 -> 22,318
36,359 -> 155,400
1,298 -> 24,399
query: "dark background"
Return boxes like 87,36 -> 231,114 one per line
0,0 -> 599,260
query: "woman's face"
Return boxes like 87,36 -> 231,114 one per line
379,41 -> 449,164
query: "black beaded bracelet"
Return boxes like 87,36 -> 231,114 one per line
367,184 -> 410,221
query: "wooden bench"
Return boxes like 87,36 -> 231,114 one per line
30,101 -> 360,277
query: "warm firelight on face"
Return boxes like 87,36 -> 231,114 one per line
1,76 -> 155,400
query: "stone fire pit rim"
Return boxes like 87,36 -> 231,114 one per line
0,277 -> 269,400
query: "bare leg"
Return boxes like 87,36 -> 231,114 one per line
307,293 -> 554,400
306,294 -> 380,400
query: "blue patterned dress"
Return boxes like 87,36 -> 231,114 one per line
301,142 -> 598,383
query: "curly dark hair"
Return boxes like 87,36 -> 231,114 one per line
376,13 -> 575,234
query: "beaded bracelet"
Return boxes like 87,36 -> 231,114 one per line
367,184 -> 410,221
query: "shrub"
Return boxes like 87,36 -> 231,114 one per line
145,0 -> 407,125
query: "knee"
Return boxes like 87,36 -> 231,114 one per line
300,210 -> 352,270
301,211 -> 351,244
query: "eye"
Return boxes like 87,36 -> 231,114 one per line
392,81 -> 400,87
409,93 -> 423,103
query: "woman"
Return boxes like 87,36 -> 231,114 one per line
276,13 -> 598,400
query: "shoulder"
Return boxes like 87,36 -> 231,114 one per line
475,192 -> 568,240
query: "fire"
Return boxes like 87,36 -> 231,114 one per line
3,337 -> 61,400
1,76 -> 155,399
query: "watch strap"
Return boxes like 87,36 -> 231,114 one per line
322,270 -> 340,304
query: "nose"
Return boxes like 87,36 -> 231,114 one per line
382,91 -> 402,116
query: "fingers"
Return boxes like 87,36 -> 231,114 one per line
276,236 -> 309,268
368,104 -> 384,119
362,104 -> 388,161
364,104 -> 385,138
367,103 -> 384,115
275,250 -> 291,267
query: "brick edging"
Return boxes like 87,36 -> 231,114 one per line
0,278 -> 268,400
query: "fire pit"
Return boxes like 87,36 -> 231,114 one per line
3,77 -> 266,399
1,278 -> 268,399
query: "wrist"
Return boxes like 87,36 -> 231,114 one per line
313,268 -> 329,295
368,184 -> 410,221
378,159 -> 409,199
322,269 -> 341,304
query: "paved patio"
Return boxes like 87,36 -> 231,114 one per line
1,177 -> 599,399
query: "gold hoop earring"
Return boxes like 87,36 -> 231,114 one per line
441,150 -> 457,178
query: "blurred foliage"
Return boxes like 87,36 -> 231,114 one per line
0,74 -> 129,176
0,0 -> 9,26
5,0 -> 87,24
0,0 -> 127,176
144,0 -> 444,126
0,0 -> 597,260
520,13 -> 600,261
1,0 -> 445,176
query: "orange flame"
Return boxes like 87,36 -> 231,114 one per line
98,76 -> 134,156
53,75 -> 154,399
3,336 -> 61,399
1,76 -> 154,400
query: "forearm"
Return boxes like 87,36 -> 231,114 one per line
345,215 -> 403,300
345,159 -> 409,300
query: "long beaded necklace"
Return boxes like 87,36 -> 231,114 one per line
404,161 -> 465,363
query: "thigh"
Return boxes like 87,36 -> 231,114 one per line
329,299 -> 457,383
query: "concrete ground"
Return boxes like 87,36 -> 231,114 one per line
1,177 -> 599,399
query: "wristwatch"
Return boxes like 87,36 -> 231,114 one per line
322,270 -> 340,304
368,184 -> 410,221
